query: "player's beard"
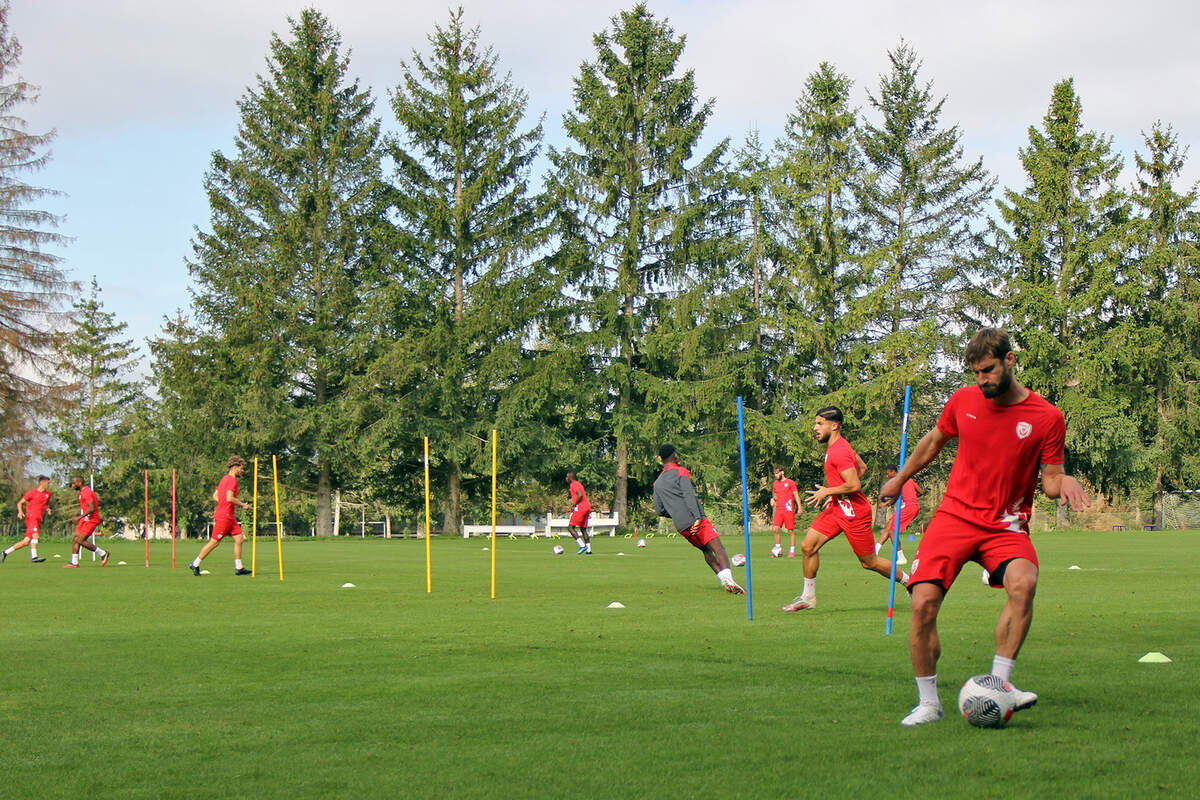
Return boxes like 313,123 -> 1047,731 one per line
814,430 -> 830,444
981,364 -> 1013,398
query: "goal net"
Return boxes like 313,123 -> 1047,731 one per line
1162,491 -> 1200,531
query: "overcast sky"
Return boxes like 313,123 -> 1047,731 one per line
13,0 -> 1200,358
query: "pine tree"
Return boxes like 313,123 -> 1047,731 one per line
857,42 -> 993,429
0,0 -> 72,474
185,9 -> 386,536
546,3 -> 734,523
380,7 -> 549,531
1123,123 -> 1200,520
995,78 -> 1132,499
47,278 -> 141,479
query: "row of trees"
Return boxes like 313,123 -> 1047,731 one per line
10,5 -> 1200,534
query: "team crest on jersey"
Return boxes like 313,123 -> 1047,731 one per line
1016,421 -> 1032,440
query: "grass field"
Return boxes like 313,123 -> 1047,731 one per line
0,530 -> 1195,799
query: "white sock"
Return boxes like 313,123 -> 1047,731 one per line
574,537 -> 583,547
875,541 -> 882,554
30,545 -> 38,558
2,546 -> 12,556
191,558 -> 201,568
235,559 -> 244,570
788,546 -> 795,553
803,577 -> 816,598
70,553 -> 80,565
97,548 -> 107,558
992,655 -> 1016,681
916,674 -> 940,707
716,568 -> 734,584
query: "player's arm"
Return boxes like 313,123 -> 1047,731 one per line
16,495 -> 25,518
1041,463 -> 1090,511
226,488 -> 249,511
805,468 -> 861,506
880,427 -> 952,503
855,454 -> 868,478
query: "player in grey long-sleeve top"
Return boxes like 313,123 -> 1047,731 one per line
652,444 -> 744,594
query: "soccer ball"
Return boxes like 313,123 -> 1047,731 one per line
957,674 -> 1016,728
551,544 -> 565,555
730,553 -> 747,567
636,538 -> 647,548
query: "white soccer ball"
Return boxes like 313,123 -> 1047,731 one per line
731,553 -> 747,567
957,674 -> 1016,728
636,538 -> 647,548
552,544 -> 565,555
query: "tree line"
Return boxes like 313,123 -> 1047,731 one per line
6,4 -> 1199,534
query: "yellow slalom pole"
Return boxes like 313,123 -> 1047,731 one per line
490,428 -> 497,599
252,457 -> 258,577
272,454 -> 284,581
424,436 -> 432,593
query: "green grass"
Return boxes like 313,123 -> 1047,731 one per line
0,531 -> 1195,799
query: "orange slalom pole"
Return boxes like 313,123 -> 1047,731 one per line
171,469 -> 177,568
144,469 -> 150,567
490,429 -> 497,599
272,455 -> 283,581
252,457 -> 259,577
424,437 -> 432,593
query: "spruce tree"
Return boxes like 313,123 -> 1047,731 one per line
380,7 -> 548,531
185,9 -> 386,535
47,278 -> 141,479
546,3 -> 734,523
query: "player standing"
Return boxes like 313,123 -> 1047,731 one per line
652,444 -> 744,594
64,476 -> 109,568
881,329 -> 1090,726
566,472 -> 592,554
782,407 -> 909,611
189,457 -> 252,576
4,475 -> 52,563
876,465 -> 920,565
769,465 -> 801,558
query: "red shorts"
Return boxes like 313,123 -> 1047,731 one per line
23,515 -> 42,539
908,510 -> 1038,592
681,518 -> 720,548
212,517 -> 243,541
886,506 -> 918,534
569,505 -> 590,527
810,505 -> 875,557
76,519 -> 101,537
771,507 -> 796,531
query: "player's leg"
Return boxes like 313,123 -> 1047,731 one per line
3,535 -> 32,561
690,522 -> 743,593
770,524 -> 782,557
990,556 -> 1039,710
27,530 -> 44,562
783,528 -> 829,610
902,580 -> 947,725
190,529 -> 224,575
231,527 -> 250,574
787,522 -> 796,558
65,532 -> 85,567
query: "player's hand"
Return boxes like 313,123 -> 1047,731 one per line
879,476 -> 902,505
804,485 -> 826,507
1058,476 -> 1091,512
17,511 -> 23,520
690,519 -> 700,534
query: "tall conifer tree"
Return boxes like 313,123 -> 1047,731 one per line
547,3 -> 733,522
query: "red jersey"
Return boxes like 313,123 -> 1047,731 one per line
21,488 -> 51,518
214,474 -> 239,520
79,485 -> 100,523
569,480 -> 590,509
772,478 -> 798,513
898,478 -> 919,511
936,386 -> 1064,533
824,437 -> 871,519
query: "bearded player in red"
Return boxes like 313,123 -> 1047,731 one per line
882,329 -> 1090,726
782,407 -> 909,611
769,465 -> 800,559
189,457 -> 253,576
6,475 -> 52,563
65,476 -> 109,567
566,472 -> 592,555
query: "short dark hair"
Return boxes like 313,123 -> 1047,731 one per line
815,406 -> 843,424
71,475 -> 84,484
566,471 -> 576,481
965,328 -> 1012,364
36,474 -> 50,482
658,444 -> 677,461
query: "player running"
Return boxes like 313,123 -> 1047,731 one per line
189,457 -> 253,576
875,465 -> 920,565
64,476 -> 109,568
4,475 -> 52,563
882,328 -> 1090,726
782,407 -> 909,611
566,472 -> 592,554
769,465 -> 801,558
652,444 -> 744,594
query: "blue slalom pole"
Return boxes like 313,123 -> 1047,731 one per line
886,385 -> 912,635
737,396 -> 753,620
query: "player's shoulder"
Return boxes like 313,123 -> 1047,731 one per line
1022,389 -> 1063,416
672,464 -> 692,479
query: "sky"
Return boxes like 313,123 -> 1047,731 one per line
13,0 -> 1200,361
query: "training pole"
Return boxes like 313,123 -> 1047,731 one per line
424,437 -> 432,593
737,397 -> 754,620
272,455 -> 284,581
171,469 -> 177,568
252,457 -> 259,577
144,469 -> 150,567
490,429 -> 498,599
886,385 -> 913,635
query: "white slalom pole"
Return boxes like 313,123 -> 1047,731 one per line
886,385 -> 912,635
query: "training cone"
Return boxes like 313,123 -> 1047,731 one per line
340,582 -> 356,588
607,601 -> 625,609
1068,565 -> 1082,570
1138,652 -> 1172,663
